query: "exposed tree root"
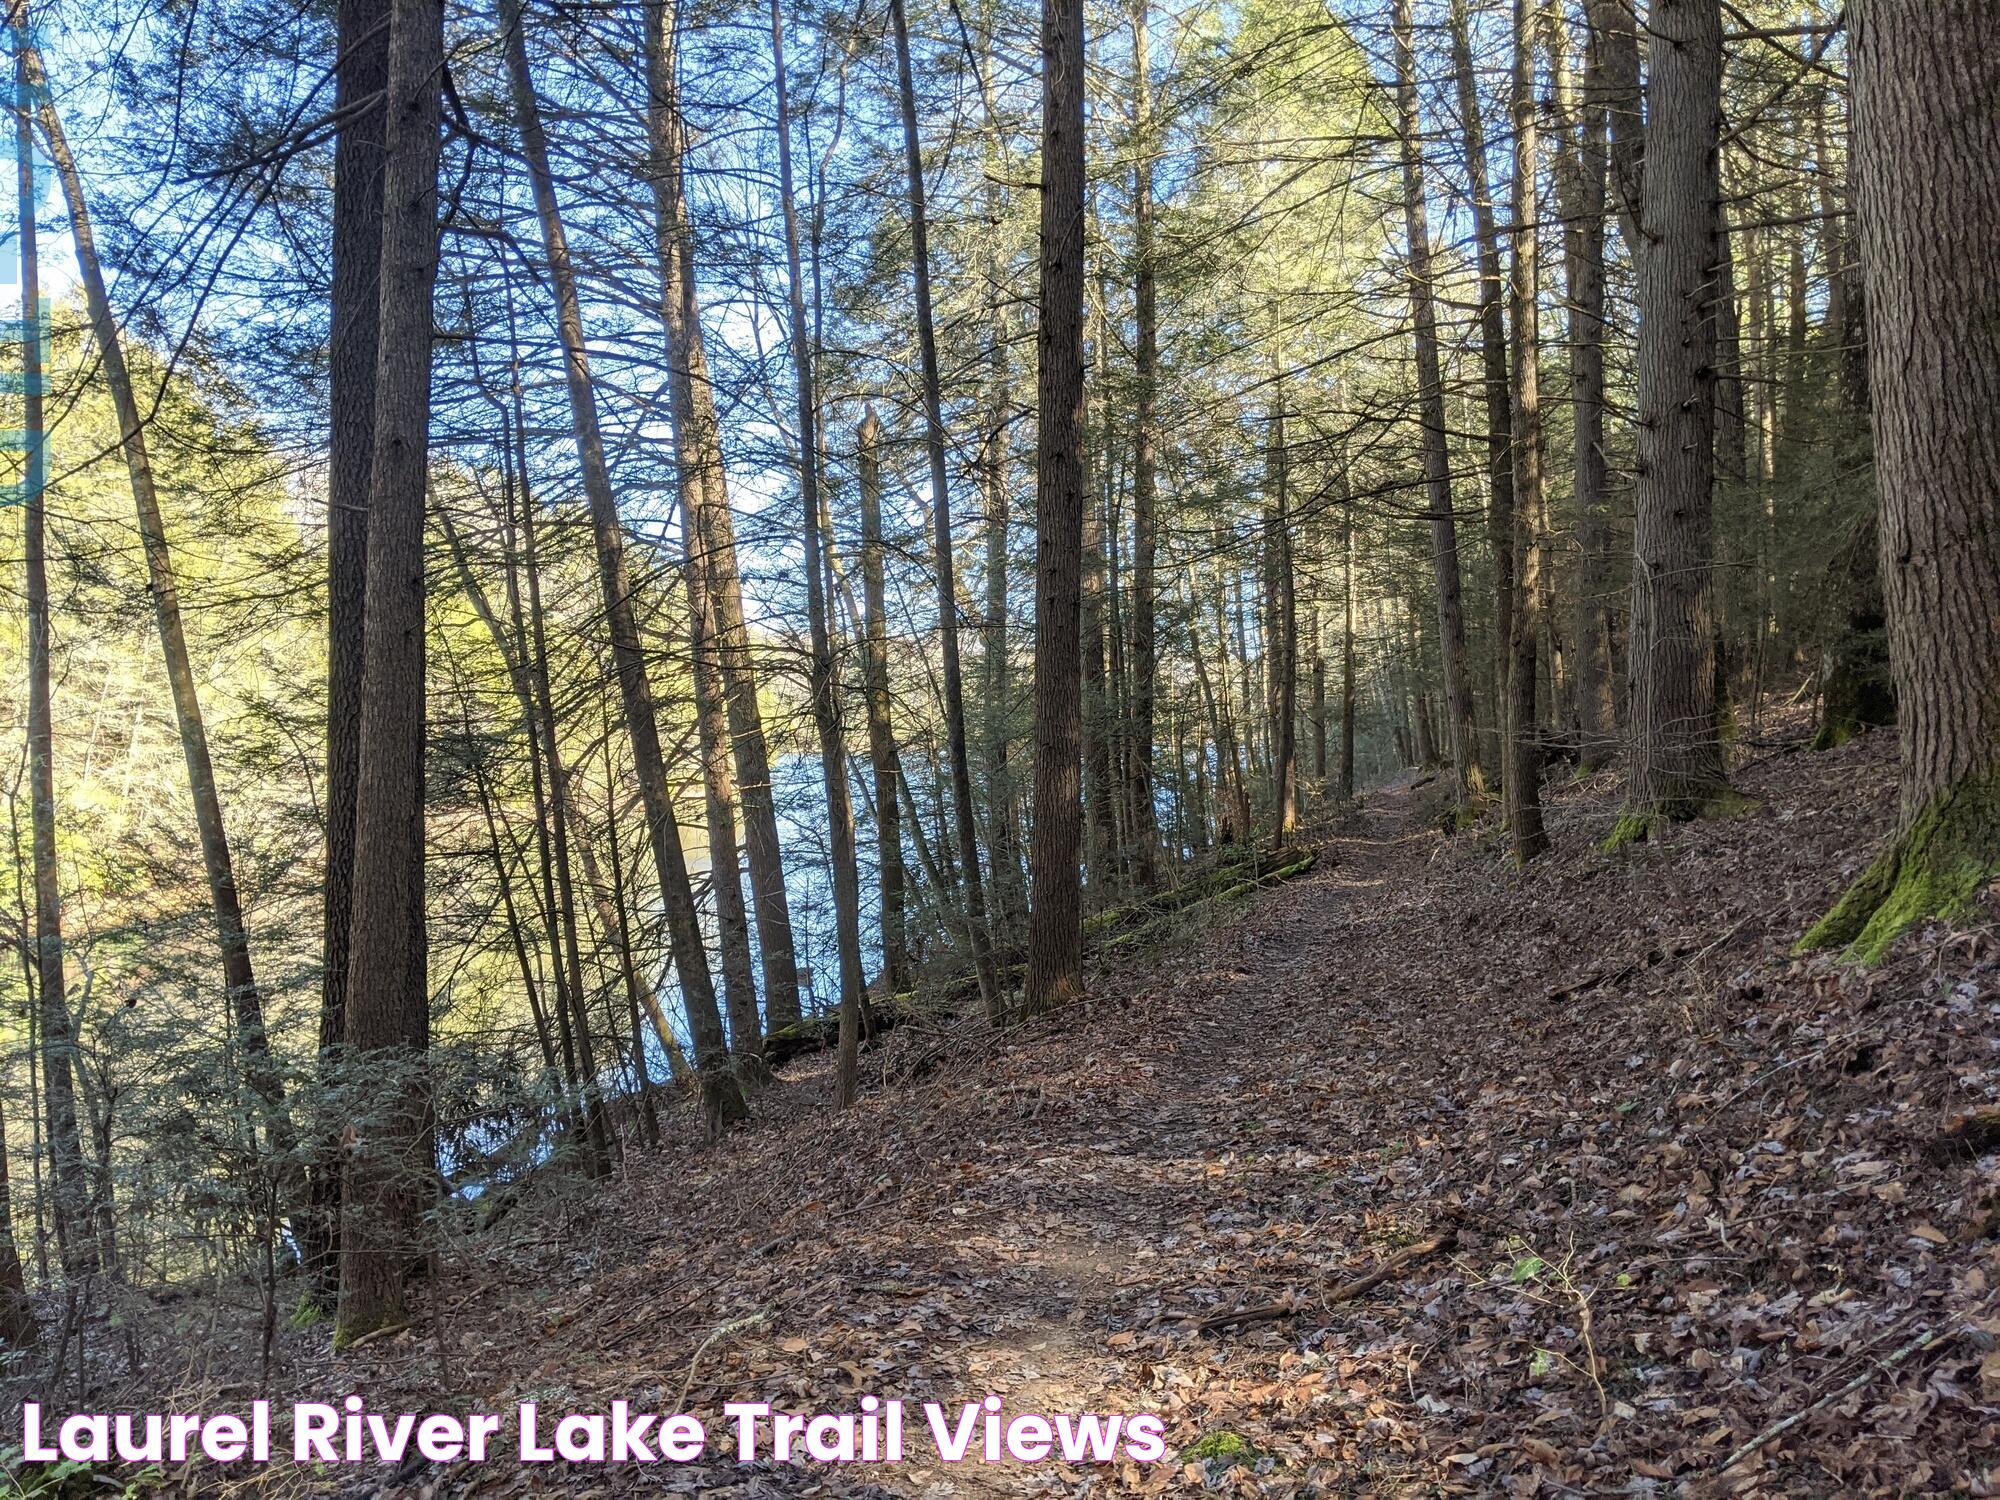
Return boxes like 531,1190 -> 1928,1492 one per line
1799,770 -> 2000,962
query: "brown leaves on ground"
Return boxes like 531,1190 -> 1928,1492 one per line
86,727 -> 2000,1496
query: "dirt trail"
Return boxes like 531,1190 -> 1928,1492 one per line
308,733 -> 1998,1498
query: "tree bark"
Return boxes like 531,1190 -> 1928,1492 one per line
1265,391 -> 1298,842
1560,4 -> 1616,769
308,0 -> 387,1298
1124,0 -> 1162,887
1607,0 -> 1737,839
644,0 -> 801,1033
1504,0 -> 1549,861
1448,0 -> 1514,770
337,0 -> 441,1344
1024,0 -> 1087,1014
857,410 -> 909,994
501,0 -> 741,1126
31,45 -> 302,1187
769,0 -> 867,1104
14,22 -> 92,1281
1392,0 -> 1483,813
1802,0 -> 2000,960
0,1091 -> 36,1347
888,0 -> 1002,1020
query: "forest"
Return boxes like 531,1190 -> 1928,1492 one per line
0,0 -> 1996,1491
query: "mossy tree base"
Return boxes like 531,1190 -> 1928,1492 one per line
1800,771 -> 2000,962
1602,786 -> 1758,852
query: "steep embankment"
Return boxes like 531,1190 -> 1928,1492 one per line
212,731 -> 2000,1495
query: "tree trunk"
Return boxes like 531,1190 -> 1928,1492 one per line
633,15 -> 763,1057
14,29 -> 92,1281
30,47 -> 300,1186
1561,4 -> 1616,769
1449,0 -> 1514,772
1802,0 -> 2000,961
857,410 -> 909,994
1265,392 -> 1298,842
1024,0 -> 1087,1014
1392,0 -> 1483,813
337,0 -> 442,1344
888,0 -> 1002,1020
502,0 -> 741,1127
1606,0 -> 1737,841
1504,0 -> 1549,861
0,1092 -> 38,1348
1341,492 -> 1357,800
1124,0 -> 1162,887
307,0 -> 388,1299
980,319 -> 1022,936
644,0 -> 801,1033
770,0 -> 867,1104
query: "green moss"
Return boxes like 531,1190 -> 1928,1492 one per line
1082,909 -> 1125,939
1809,718 -> 1858,753
1182,1430 -> 1259,1464
287,1293 -> 329,1332
1603,786 -> 1757,852
1601,811 -> 1662,852
1698,787 -> 1760,821
1800,770 -> 2000,962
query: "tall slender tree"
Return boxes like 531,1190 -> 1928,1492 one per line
30,43 -> 299,1174
1391,0 -> 1482,815
644,0 -> 802,1034
1024,0 -> 1087,1015
1504,0 -> 1549,861
770,0 -> 867,1101
887,0 -> 1002,1019
12,16 -> 91,1275
858,409 -> 909,995
500,0 -> 741,1123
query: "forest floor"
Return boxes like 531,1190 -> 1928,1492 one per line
35,723 -> 2000,1497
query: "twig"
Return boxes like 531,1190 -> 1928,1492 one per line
1715,1322 -> 1956,1475
1195,1230 -> 1458,1331
340,1321 -> 410,1352
674,1311 -> 769,1409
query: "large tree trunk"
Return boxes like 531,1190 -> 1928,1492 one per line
1448,0 -> 1513,771
888,0 -> 1002,1020
337,0 -> 441,1344
770,0 -> 867,1104
501,0 -> 741,1127
857,410 -> 909,994
1391,0 -> 1483,814
1802,0 -> 2000,961
1560,5 -> 1616,770
1024,0 -> 1087,1015
308,0 -> 387,1299
1503,0 -> 1549,861
644,0 -> 801,1033
1606,0 -> 1737,841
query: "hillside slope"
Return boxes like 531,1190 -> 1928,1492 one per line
77,731 -> 2000,1496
